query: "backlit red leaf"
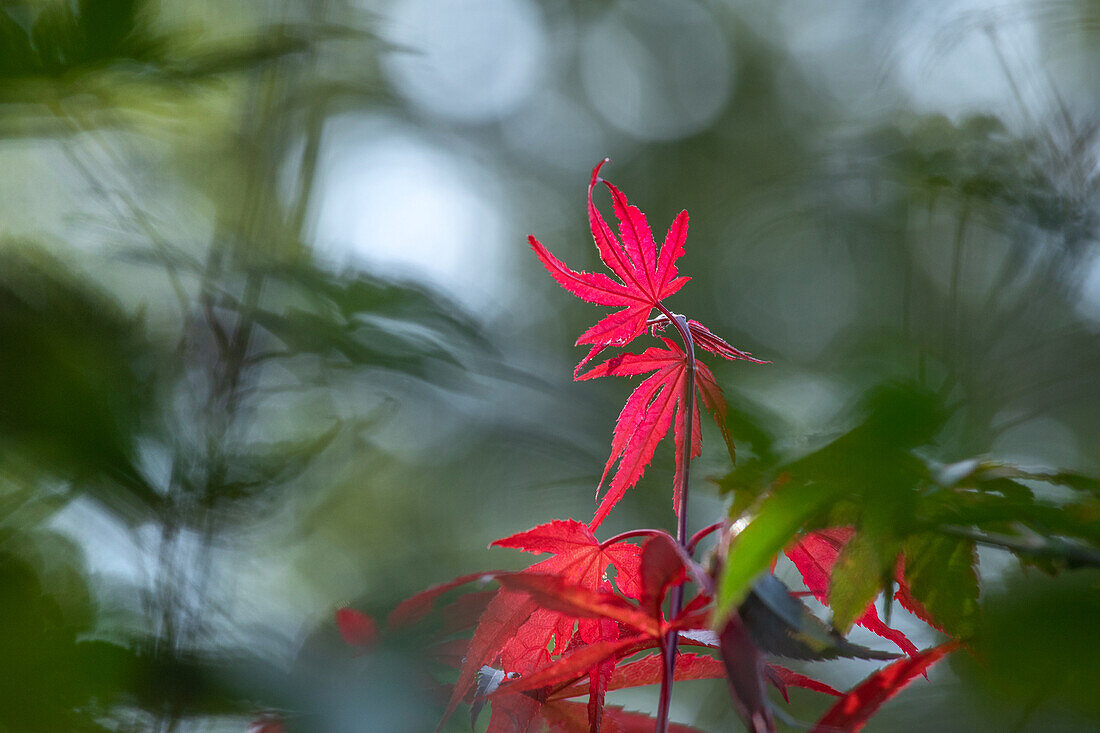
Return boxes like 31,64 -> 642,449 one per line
811,642 -> 959,733
335,607 -> 377,648
496,635 -> 647,695
491,519 -> 643,599
497,573 -> 659,636
439,520 -> 644,728
580,339 -> 737,529
687,319 -> 768,364
531,159 -> 693,364
530,161 -> 764,530
387,570 -> 501,629
486,690 -> 544,733
440,590 -> 541,728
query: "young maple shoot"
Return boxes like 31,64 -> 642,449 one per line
529,159 -> 765,530
334,161 -> 961,733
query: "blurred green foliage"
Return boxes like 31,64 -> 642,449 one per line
0,0 -> 1098,731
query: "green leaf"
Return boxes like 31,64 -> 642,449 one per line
958,569 -> 1100,717
829,531 -> 898,632
715,482 -> 838,623
903,533 -> 979,638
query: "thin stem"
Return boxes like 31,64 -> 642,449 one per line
653,304 -> 696,733
599,528 -> 672,549
686,522 -> 722,556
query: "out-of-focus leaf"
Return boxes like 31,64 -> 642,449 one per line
0,244 -> 160,519
335,607 -> 377,648
718,612 -> 775,733
919,488 -> 1100,549
639,533 -> 687,618
898,533 -> 979,638
215,424 -> 341,503
739,575 -> 897,661
810,642 -> 958,732
716,482 -> 838,620
718,384 -> 946,622
243,262 -> 490,388
960,569 -> 1100,717
829,531 -> 899,633
269,263 -> 485,345
0,541 -> 135,729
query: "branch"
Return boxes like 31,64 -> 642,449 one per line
939,525 -> 1100,568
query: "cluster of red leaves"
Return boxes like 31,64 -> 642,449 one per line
336,521 -> 956,732
326,163 -> 960,732
381,521 -> 853,732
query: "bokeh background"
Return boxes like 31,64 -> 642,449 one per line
1,0 -> 1099,730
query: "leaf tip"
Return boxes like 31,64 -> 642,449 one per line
591,157 -> 613,187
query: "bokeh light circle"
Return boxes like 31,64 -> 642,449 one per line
580,0 -> 733,141
382,0 -> 548,124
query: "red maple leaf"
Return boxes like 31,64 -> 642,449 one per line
387,570 -> 503,629
439,519 -> 643,730
491,535 -> 839,733
528,159 -> 691,375
811,642 -> 959,732
578,337 -> 735,529
487,535 -> 709,727
786,528 -> 919,656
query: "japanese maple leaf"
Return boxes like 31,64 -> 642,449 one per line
810,642 -> 959,733
494,536 -> 841,733
528,158 -> 691,375
786,529 -> 919,656
488,534 -> 706,726
438,519 -> 642,730
578,337 -> 735,529
530,159 -> 766,374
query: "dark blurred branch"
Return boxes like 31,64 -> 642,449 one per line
939,525 -> 1100,568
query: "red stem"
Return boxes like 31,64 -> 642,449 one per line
653,305 -> 695,733
686,522 -> 722,555
599,528 -> 672,549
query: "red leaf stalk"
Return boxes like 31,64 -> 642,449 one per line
655,305 -> 695,733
